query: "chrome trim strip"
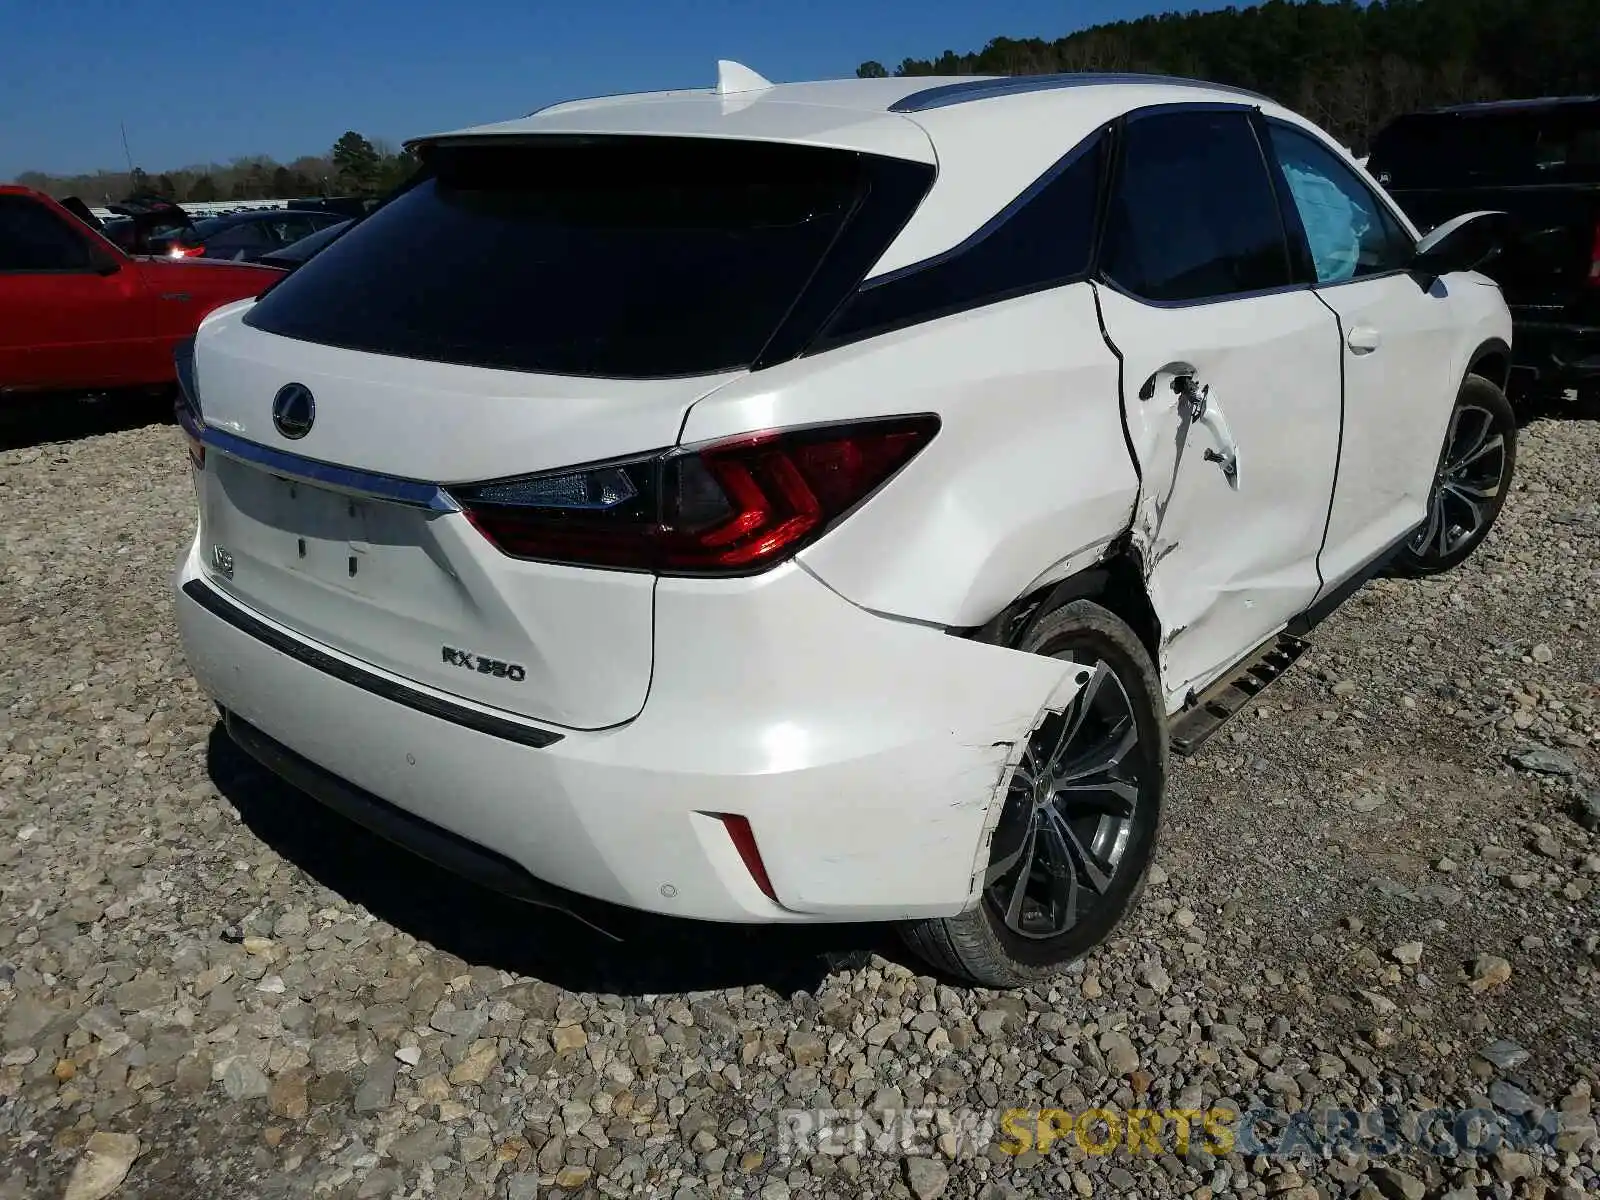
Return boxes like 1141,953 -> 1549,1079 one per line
890,73 -> 1271,114
200,427 -> 461,513
183,580 -> 563,749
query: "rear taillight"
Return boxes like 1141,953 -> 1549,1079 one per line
1589,218 -> 1600,287
174,339 -> 204,469
169,243 -> 204,258
454,415 -> 939,575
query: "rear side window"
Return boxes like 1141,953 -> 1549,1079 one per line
1102,109 -> 1293,303
0,197 -> 94,272
821,134 -> 1106,345
245,138 -> 884,378
1370,107 -> 1600,188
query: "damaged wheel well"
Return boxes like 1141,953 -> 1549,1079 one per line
962,543 -> 1162,666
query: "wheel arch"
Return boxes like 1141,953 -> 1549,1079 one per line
965,539 -> 1163,670
1466,336 -> 1511,393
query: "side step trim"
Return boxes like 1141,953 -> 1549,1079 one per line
1287,518 -> 1425,638
181,579 -> 564,750
1167,519 -> 1427,756
1168,632 -> 1309,757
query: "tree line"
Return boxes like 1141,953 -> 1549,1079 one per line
14,132 -> 415,206
858,0 -> 1600,152
19,0 -> 1600,195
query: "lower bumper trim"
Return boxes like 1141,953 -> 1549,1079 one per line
221,710 -> 619,939
181,578 -> 563,750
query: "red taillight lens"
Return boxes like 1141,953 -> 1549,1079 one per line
169,243 -> 203,258
1589,218 -> 1600,287
181,421 -> 205,470
456,415 -> 938,575
174,341 -> 204,469
716,814 -> 776,902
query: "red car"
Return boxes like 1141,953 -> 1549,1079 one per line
0,186 -> 279,396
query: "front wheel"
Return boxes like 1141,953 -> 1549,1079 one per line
1391,373 -> 1517,577
900,599 -> 1167,987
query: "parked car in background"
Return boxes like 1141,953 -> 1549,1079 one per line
255,218 -> 351,272
66,195 -> 195,256
287,196 -> 378,220
152,209 -> 347,263
174,67 -> 1516,986
1368,96 -> 1600,398
0,186 -> 278,396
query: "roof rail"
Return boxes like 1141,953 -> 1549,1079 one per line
889,72 -> 1271,114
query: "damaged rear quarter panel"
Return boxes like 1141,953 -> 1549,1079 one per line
682,282 -> 1138,630
638,567 -> 1079,919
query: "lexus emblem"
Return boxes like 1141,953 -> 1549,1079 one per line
272,383 -> 315,440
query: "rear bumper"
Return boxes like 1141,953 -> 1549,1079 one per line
174,537 -> 1075,923
1510,317 -> 1600,386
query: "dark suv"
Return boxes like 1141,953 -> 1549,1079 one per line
1368,97 -> 1600,398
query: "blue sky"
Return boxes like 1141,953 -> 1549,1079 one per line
1,0 -> 1209,179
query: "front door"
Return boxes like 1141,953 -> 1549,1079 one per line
1093,107 -> 1345,711
1260,119 -> 1464,586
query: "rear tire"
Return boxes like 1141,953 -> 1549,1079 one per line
1391,373 -> 1516,577
900,599 -> 1167,987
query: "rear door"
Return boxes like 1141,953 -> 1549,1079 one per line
1093,107 -> 1344,710
1263,119 -> 1463,586
0,194 -> 154,391
190,136 -> 888,730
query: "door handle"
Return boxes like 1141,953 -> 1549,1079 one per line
1346,324 -> 1382,354
1173,375 -> 1240,486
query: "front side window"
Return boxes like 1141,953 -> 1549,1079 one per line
1267,124 -> 1412,285
1101,109 -> 1293,303
0,197 -> 95,272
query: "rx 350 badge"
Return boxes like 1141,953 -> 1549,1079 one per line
442,646 -> 527,682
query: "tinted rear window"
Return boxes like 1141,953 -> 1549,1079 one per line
1370,107 -> 1600,188
244,138 -> 876,377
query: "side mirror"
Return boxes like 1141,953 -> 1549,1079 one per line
1411,210 -> 1511,278
92,253 -> 123,276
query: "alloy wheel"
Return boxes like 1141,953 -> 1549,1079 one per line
1409,402 -> 1508,559
983,656 -> 1147,940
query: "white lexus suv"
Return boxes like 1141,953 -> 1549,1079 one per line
173,65 -> 1517,986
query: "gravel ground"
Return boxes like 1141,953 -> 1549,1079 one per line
1,401 -> 1596,1200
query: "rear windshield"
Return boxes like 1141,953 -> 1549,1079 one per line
1370,106 -> 1600,188
244,138 -> 875,377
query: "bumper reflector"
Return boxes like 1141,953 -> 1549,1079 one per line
716,813 -> 776,902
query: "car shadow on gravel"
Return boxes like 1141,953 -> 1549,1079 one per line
0,389 -> 174,450
206,725 -> 894,998
1512,387 -> 1600,426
